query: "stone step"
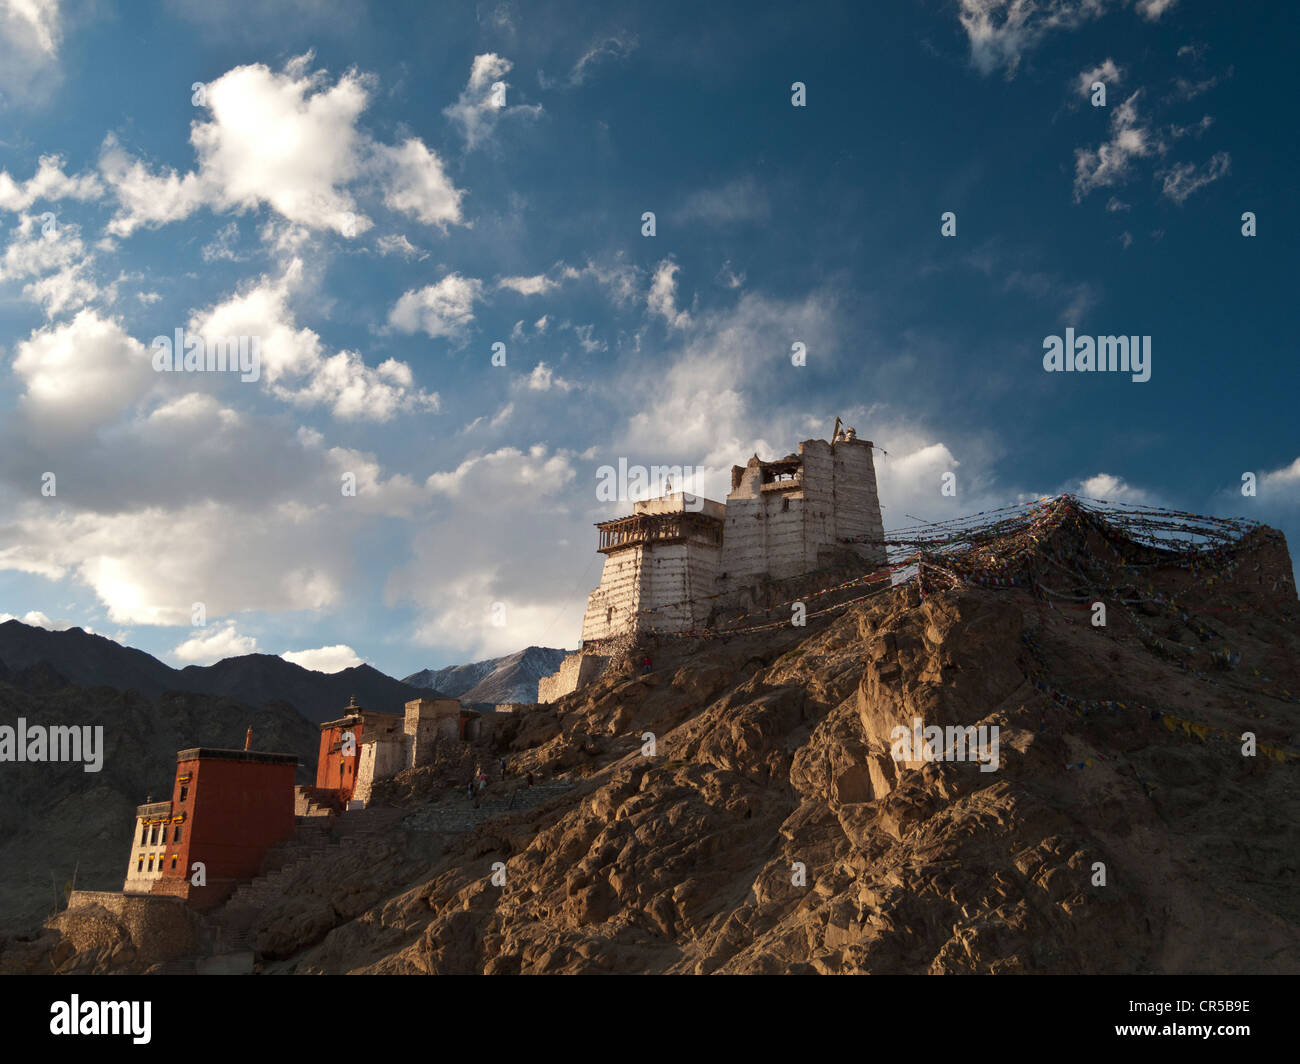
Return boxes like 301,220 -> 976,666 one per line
402,782 -> 579,834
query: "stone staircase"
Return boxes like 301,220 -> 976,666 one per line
403,779 -> 578,834
199,806 -> 412,958
335,805 -> 406,846
295,785 -> 343,816
216,818 -> 335,921
190,816 -> 338,965
160,784 -> 580,972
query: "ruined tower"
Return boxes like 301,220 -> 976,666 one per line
557,425 -> 886,679
720,429 -> 885,586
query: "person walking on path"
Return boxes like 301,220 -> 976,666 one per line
642,655 -> 652,675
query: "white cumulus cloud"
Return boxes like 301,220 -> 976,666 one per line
172,623 -> 259,664
281,644 -> 363,672
388,272 -> 483,341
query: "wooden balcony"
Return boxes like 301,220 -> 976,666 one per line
596,511 -> 723,553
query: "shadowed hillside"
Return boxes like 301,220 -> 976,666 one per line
0,672 -> 318,935
8,497 -> 1297,974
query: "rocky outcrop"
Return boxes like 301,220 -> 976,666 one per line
11,501 -> 1299,974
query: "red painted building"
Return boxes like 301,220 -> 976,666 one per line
144,746 -> 299,909
314,698 -> 402,806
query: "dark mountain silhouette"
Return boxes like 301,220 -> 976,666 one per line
0,671 -> 319,934
0,621 -> 443,723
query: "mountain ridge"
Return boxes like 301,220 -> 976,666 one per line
404,645 -> 567,705
0,621 -> 444,724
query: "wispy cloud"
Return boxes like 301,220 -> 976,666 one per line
0,0 -> 63,103
1074,58 -> 1122,100
673,176 -> 770,226
1073,90 -> 1158,201
957,0 -> 1110,79
570,34 -> 637,86
443,52 -> 542,150
1158,151 -> 1231,204
1135,0 -> 1179,20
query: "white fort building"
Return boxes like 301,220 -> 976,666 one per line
539,422 -> 887,702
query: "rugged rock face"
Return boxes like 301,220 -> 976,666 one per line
10,501 -> 1298,974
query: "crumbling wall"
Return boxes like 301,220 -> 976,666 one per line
404,698 -> 462,767
538,652 -> 610,704
56,892 -> 200,969
830,437 -> 886,567
722,459 -> 809,585
352,736 -> 407,805
722,438 -> 884,588
798,438 -> 837,574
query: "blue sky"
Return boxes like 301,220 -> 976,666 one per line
0,0 -> 1295,680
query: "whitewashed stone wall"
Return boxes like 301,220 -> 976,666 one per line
538,651 -> 610,703
122,813 -> 172,894
637,533 -> 724,632
722,437 -> 884,586
582,544 -> 646,642
830,437 -> 887,567
352,734 -> 407,806
582,493 -> 726,640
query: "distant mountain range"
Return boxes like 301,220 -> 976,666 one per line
0,624 -> 565,934
0,621 -> 442,724
404,646 -> 566,706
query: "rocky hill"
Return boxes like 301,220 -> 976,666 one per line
7,497 -> 1298,974
0,622 -> 444,723
404,646 -> 567,706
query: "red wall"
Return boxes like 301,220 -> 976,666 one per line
315,720 -> 365,802
155,754 -> 297,909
